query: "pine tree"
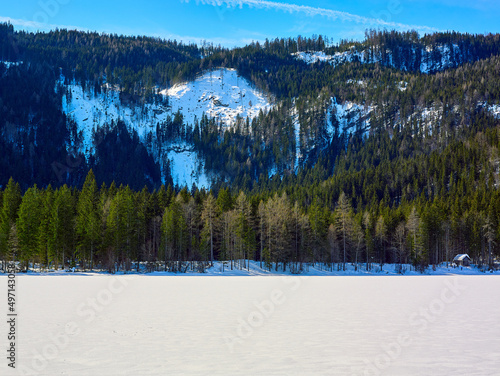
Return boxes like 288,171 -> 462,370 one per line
375,215 -> 387,269
394,221 -> 408,267
258,200 -> 266,269
37,186 -> 54,269
407,207 -> 422,269
336,192 -> 352,271
161,195 -> 188,272
49,185 -> 75,270
201,193 -> 218,266
327,223 -> 339,270
483,213 -> 496,269
234,191 -> 254,270
0,178 -> 21,269
7,224 -> 19,263
363,212 -> 374,271
351,219 -> 364,271
217,188 -> 233,212
17,186 -> 42,271
76,170 -> 100,270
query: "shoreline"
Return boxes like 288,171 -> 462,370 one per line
1,261 -> 498,277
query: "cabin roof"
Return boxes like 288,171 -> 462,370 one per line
453,254 -> 471,261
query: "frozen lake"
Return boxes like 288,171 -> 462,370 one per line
2,275 -> 499,375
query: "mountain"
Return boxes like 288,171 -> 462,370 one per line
1,25 -> 500,192
1,24 -> 500,273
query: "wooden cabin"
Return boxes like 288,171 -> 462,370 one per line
453,254 -> 471,267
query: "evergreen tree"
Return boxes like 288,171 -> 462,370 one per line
407,207 -> 422,269
37,186 -> 54,268
49,185 -> 75,270
336,192 -> 352,271
0,178 -> 21,269
17,186 -> 42,271
76,170 -> 100,270
201,193 -> 218,266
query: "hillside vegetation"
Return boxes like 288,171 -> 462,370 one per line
1,25 -> 500,272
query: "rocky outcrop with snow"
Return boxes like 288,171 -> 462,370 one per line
162,68 -> 272,126
293,43 -> 465,74
60,69 -> 273,188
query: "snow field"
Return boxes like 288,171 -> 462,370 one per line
1,274 -> 499,375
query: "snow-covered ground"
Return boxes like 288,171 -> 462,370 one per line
162,68 -> 272,127
1,272 -> 499,376
7,260 -> 498,277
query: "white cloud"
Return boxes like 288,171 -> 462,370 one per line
183,0 -> 440,33
408,0 -> 500,12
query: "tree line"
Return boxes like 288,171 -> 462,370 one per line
1,162 -> 498,274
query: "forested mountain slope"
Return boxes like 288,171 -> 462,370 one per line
1,24 -> 500,272
2,24 -> 500,189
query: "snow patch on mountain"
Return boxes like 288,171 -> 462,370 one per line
398,81 -> 408,91
391,102 -> 500,135
162,68 -> 272,126
293,43 -> 463,74
0,61 -> 21,69
420,44 -> 460,73
61,84 -> 210,187
61,83 -> 170,154
291,104 -> 301,171
489,104 -> 500,119
327,98 -> 373,138
61,69 -> 272,153
60,69 -> 272,188
293,48 -> 367,68
166,142 -> 210,189
478,102 -> 500,119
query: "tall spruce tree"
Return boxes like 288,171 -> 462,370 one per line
49,185 -> 75,270
201,193 -> 218,266
76,170 -> 100,270
0,178 -> 21,268
17,186 -> 42,271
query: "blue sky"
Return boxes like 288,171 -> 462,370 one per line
1,0 -> 499,47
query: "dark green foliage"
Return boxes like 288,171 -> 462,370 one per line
89,121 -> 163,190
1,25 -> 500,272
